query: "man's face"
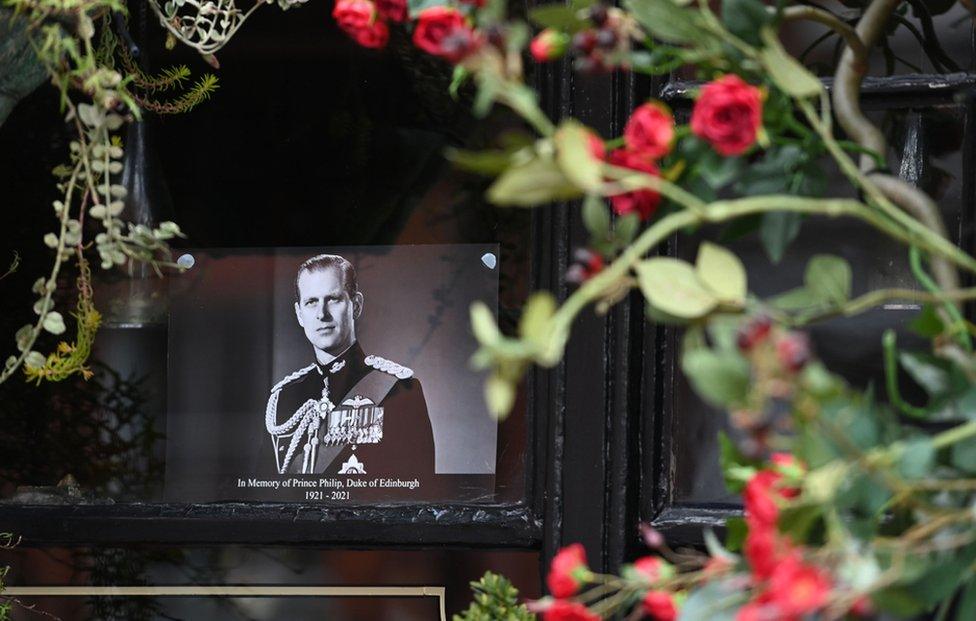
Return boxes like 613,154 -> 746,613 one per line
294,267 -> 362,357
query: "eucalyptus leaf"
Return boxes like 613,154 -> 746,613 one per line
582,194 -> 611,241
758,28 -> 823,99
42,311 -> 66,335
555,122 -> 603,193
519,292 -> 557,349
485,372 -> 516,420
722,0 -> 773,46
805,254 -> 851,304
470,302 -> 501,346
681,349 -> 751,408
635,258 -> 718,319
527,4 -> 590,33
760,211 -> 801,263
487,156 -> 581,206
624,0 -> 711,45
695,242 -> 746,304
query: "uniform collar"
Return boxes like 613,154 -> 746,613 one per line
315,341 -> 366,378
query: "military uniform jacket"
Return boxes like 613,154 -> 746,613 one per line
264,343 -> 435,483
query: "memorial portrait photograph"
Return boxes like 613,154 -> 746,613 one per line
164,244 -> 500,503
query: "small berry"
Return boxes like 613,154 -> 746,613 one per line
776,332 -> 811,372
736,315 -> 772,351
571,29 -> 597,54
594,28 -> 617,49
485,24 -> 506,48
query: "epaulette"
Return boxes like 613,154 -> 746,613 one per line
364,355 -> 414,380
270,364 -> 316,393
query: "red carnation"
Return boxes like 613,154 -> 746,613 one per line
543,600 -> 599,621
632,556 -> 674,584
624,102 -> 674,160
332,0 -> 389,49
530,28 -> 570,62
547,543 -> 590,598
607,148 -> 661,221
375,0 -> 406,21
766,553 -> 832,616
642,590 -> 678,621
413,6 -> 480,63
690,74 -> 763,157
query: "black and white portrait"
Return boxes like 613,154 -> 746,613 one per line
165,245 -> 499,503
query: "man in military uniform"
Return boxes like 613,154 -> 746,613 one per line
264,254 -> 435,483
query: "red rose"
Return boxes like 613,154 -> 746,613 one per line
413,7 -> 480,63
690,74 -> 763,156
375,0 -> 406,21
624,102 -> 674,160
530,28 -> 570,62
332,0 -> 389,49
547,543 -> 590,598
631,556 -> 674,584
743,525 -> 781,581
586,131 -> 606,161
766,554 -> 832,616
607,148 -> 660,221
642,591 -> 678,621
743,470 -> 781,527
543,600 -> 599,621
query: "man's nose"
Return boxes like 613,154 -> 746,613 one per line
317,304 -> 332,321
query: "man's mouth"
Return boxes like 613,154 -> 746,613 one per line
316,326 -> 336,333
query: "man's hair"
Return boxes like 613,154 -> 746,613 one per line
294,254 -> 359,303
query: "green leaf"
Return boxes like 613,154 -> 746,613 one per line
897,439 -> 934,479
625,0 -> 712,45
805,254 -> 851,304
760,211 -> 801,263
555,122 -> 603,193
445,148 -> 514,175
42,311 -> 66,335
614,212 -> 640,247
470,302 -> 500,345
758,28 -> 823,99
518,292 -> 557,349
682,349 -> 751,408
677,579 -> 746,621
487,156 -> 581,206
527,4 -> 590,33
722,0 -> 773,46
635,258 -> 718,319
485,372 -> 516,420
695,242 -> 747,304
724,517 -> 747,552
582,194 -> 611,241
898,352 -> 952,396
697,151 -> 742,189
769,286 -> 820,311
952,439 -> 976,473
910,304 -> 945,338
718,432 -> 756,493
956,579 -> 976,621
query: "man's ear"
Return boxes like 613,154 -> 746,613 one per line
294,301 -> 304,327
353,292 -> 364,319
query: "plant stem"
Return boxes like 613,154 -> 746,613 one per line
791,285 -> 976,326
781,5 -> 869,65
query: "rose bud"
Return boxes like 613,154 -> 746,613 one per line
530,29 -> 570,62
413,6 -> 480,63
607,148 -> 661,221
546,543 -> 592,598
642,590 -> 679,621
332,0 -> 389,49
